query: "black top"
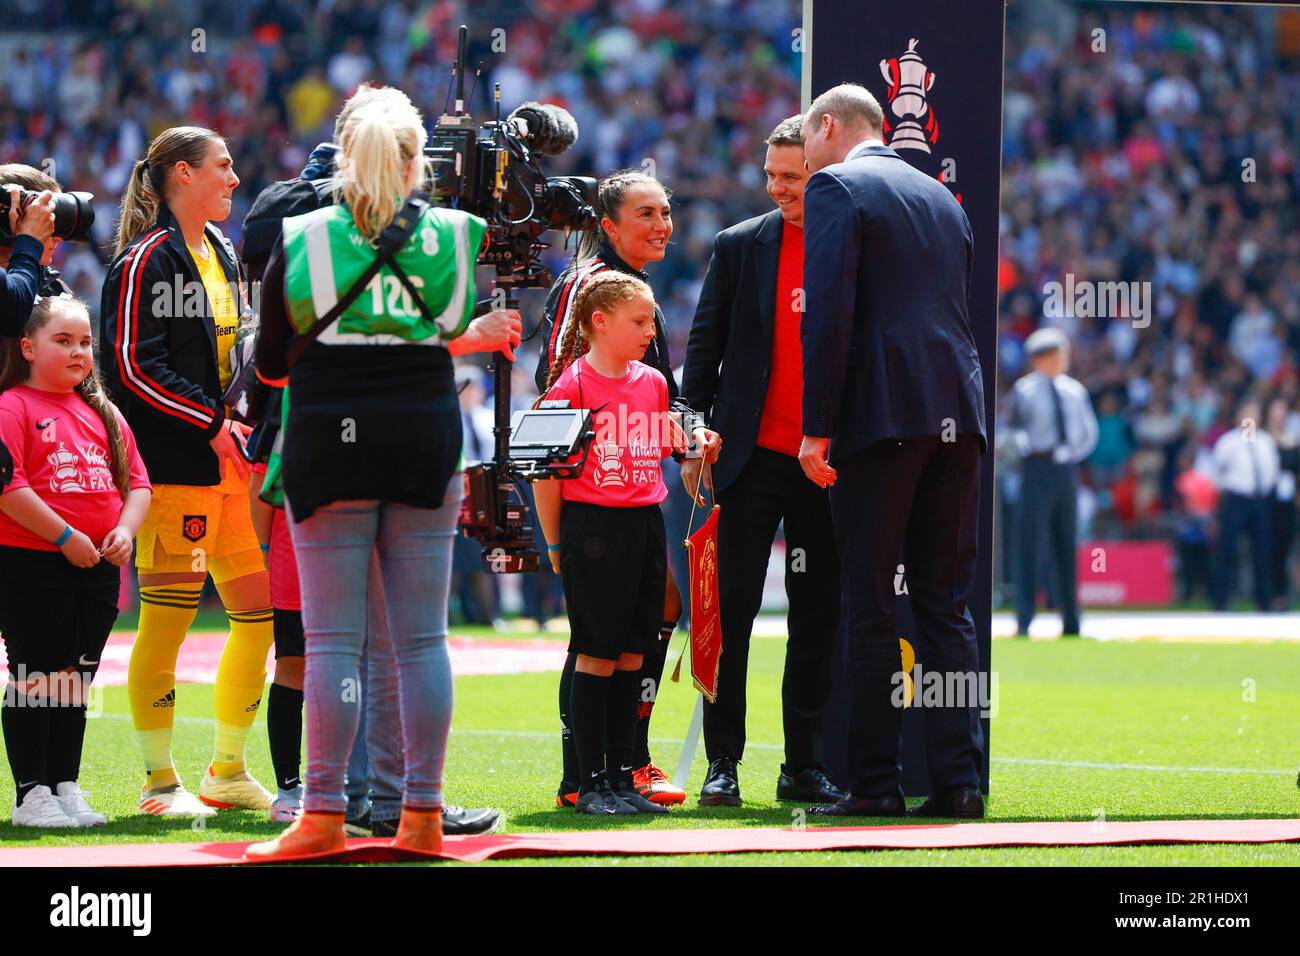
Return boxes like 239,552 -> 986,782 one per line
98,203 -> 245,486
255,233 -> 462,522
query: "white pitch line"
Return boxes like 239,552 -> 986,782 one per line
92,718 -> 1293,777
993,756 -> 1294,776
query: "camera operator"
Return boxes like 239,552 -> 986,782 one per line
0,182 -> 57,336
242,82 -> 507,838
535,168 -> 711,809
247,87 -> 519,860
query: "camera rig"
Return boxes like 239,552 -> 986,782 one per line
434,25 -> 599,573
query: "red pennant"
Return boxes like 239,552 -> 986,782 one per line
685,504 -> 723,702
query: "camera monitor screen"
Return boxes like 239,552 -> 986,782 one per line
510,409 -> 585,450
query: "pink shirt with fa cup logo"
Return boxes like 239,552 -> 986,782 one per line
545,356 -> 671,507
0,384 -> 151,551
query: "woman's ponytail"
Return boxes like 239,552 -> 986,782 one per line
115,126 -> 223,257
334,89 -> 430,242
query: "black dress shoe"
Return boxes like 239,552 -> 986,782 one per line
907,786 -> 984,819
443,804 -> 501,835
776,764 -> 847,803
807,794 -> 905,817
699,757 -> 742,807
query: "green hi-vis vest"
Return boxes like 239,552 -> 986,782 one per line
281,201 -> 486,344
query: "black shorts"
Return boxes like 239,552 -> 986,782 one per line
0,546 -> 120,679
559,501 -> 666,661
273,607 -> 305,659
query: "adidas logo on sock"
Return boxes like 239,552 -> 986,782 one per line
152,689 -> 176,708
244,696 -> 263,713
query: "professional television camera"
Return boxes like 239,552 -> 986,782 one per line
434,25 -> 599,573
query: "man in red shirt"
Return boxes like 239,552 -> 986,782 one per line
680,116 -> 845,807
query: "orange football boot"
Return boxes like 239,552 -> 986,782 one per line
633,762 -> 686,806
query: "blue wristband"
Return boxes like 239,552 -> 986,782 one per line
53,525 -> 73,547
547,543 -> 561,552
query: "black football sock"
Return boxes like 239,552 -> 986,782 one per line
558,652 -> 579,784
3,689 -> 49,805
633,627 -> 674,767
569,670 -> 610,795
44,701 -> 88,787
267,682 -> 304,791
605,666 -> 641,789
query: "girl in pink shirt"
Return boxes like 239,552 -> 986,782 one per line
535,271 -> 720,815
0,296 -> 151,828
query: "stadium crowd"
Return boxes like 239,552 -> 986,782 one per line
996,2 -> 1300,608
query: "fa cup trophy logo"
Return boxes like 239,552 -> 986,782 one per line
879,38 -> 939,153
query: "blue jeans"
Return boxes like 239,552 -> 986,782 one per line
289,478 -> 459,815
363,548 -> 405,823
341,550 -> 406,823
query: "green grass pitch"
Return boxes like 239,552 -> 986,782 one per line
2,626 -> 1298,866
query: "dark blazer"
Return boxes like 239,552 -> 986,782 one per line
99,202 -> 245,486
801,145 -> 986,461
681,209 -> 786,493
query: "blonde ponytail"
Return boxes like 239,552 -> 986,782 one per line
335,88 -> 430,242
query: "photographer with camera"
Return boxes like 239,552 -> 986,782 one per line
0,183 -> 58,336
101,126 -> 278,819
535,168 -> 708,809
247,87 -> 518,860
0,165 -> 86,303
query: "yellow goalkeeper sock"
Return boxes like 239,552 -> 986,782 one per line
129,583 -> 203,790
212,607 -> 274,776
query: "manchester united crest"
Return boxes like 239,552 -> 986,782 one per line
182,514 -> 208,542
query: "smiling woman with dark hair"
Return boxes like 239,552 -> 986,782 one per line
535,168 -> 712,810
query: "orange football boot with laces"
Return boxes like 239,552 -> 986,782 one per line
633,762 -> 686,806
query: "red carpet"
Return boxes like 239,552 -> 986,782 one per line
3,818 -> 1299,866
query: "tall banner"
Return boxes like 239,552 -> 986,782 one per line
809,0 -> 1004,794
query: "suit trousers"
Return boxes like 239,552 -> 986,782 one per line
830,435 -> 984,798
1015,457 -> 1080,634
703,447 -> 840,767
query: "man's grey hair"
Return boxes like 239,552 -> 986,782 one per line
805,83 -> 884,136
764,114 -> 805,148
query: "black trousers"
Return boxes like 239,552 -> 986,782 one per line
703,447 -> 840,767
1015,456 -> 1080,634
1213,492 -> 1273,611
830,435 -> 984,798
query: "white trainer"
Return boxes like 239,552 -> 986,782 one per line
269,787 -> 303,824
13,785 -> 80,828
55,781 -> 106,827
198,765 -> 274,811
138,783 -> 217,817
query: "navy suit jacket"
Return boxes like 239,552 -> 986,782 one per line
801,145 -> 986,460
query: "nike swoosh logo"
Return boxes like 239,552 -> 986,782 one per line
18,780 -> 36,788
78,655 -> 98,666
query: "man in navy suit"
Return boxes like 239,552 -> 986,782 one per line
797,84 -> 988,819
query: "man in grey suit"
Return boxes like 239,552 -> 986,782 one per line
798,83 -> 988,819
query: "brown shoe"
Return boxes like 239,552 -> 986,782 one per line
393,806 -> 443,854
244,811 -> 346,861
